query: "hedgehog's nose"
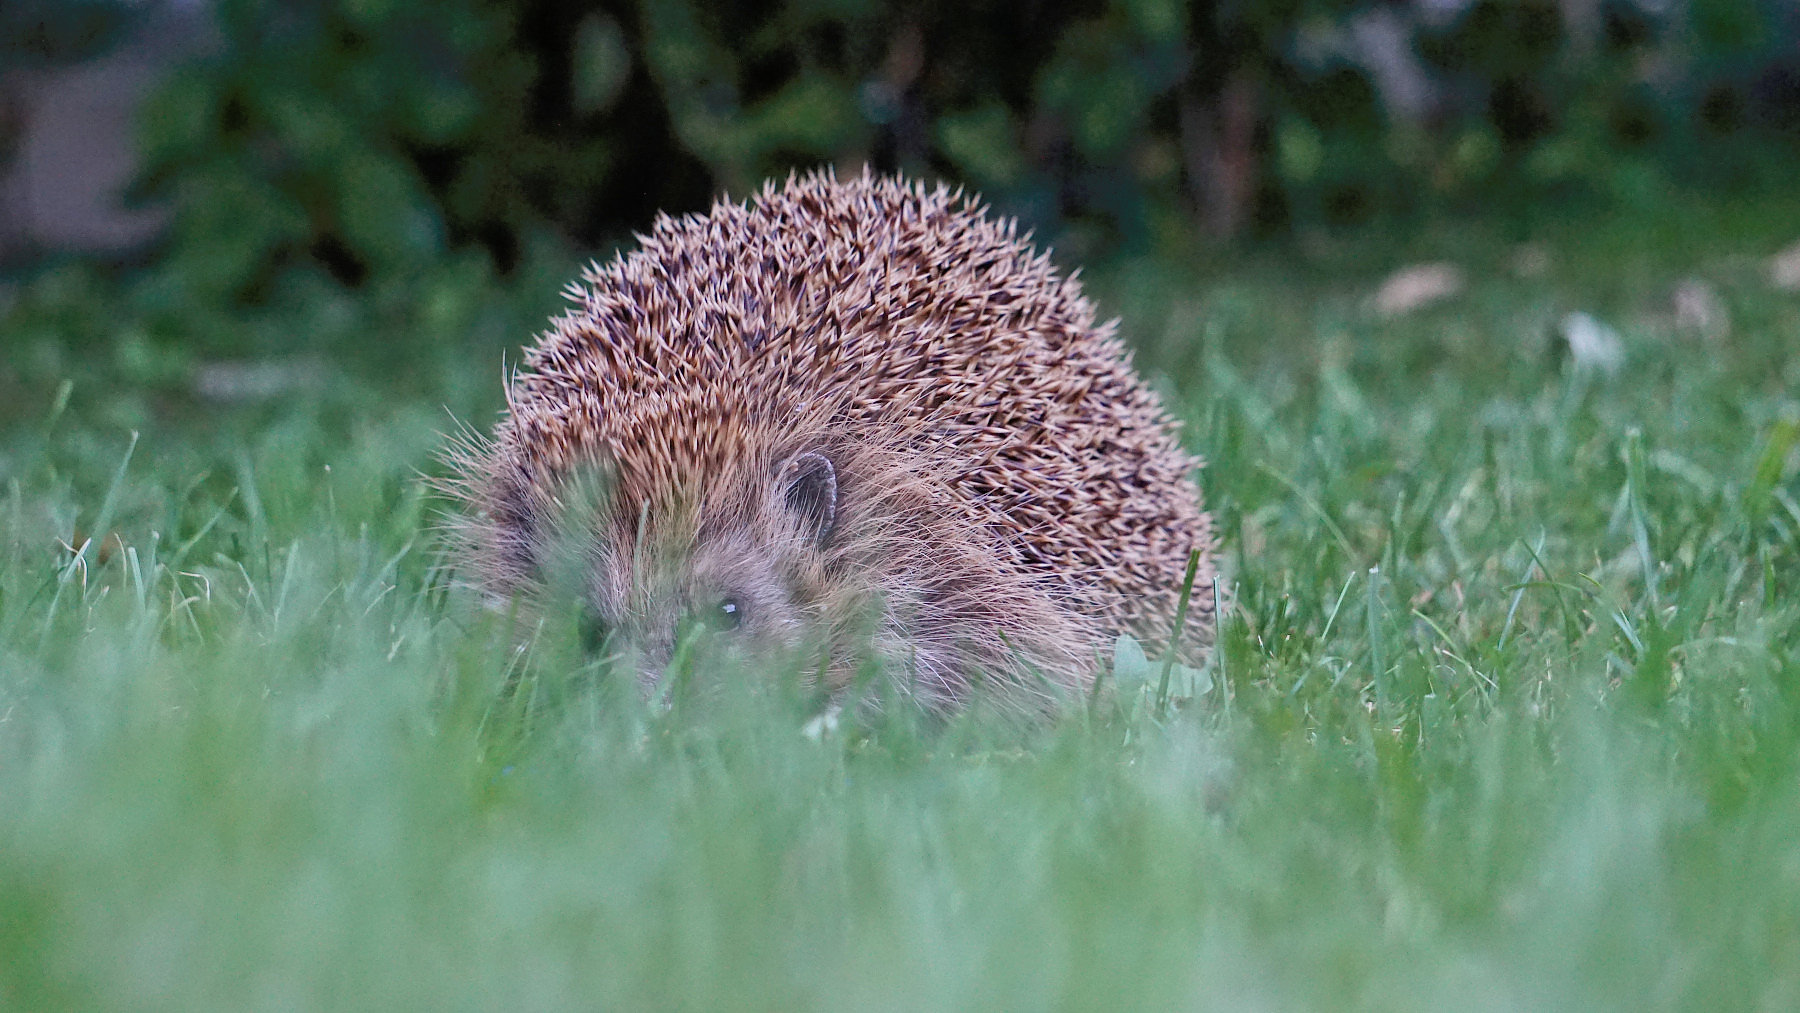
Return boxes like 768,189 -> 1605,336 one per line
625,629 -> 680,682
638,638 -> 675,675
636,632 -> 714,711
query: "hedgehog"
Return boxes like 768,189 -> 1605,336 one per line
444,169 -> 1216,713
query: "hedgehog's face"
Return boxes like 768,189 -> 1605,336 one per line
579,452 -> 841,692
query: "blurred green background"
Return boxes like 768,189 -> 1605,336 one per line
4,0 -> 1798,519
5,0 -> 1798,352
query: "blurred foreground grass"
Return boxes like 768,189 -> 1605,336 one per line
3,191 -> 1800,1010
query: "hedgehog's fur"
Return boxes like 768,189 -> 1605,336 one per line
445,169 -> 1216,712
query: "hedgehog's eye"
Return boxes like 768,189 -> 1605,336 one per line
708,598 -> 744,632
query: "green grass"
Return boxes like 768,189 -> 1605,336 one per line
3,196 -> 1800,1011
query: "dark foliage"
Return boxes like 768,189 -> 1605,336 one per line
10,0 -> 1800,301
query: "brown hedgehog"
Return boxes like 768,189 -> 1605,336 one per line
445,169 -> 1216,713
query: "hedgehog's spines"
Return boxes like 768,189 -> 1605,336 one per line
457,169 -> 1217,693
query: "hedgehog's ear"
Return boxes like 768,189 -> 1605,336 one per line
778,451 -> 838,545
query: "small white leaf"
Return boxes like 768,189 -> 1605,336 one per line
1771,240 -> 1800,290
1559,312 -> 1625,375
1373,262 -> 1464,317
1111,634 -> 1154,690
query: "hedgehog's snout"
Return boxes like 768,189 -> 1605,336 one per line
590,597 -> 709,697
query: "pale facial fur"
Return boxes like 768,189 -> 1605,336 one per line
544,449 -> 856,697
585,530 -> 805,679
494,444 -> 1093,715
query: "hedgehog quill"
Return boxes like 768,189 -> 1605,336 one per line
444,170 -> 1216,713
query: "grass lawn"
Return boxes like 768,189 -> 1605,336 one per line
3,191 -> 1800,1011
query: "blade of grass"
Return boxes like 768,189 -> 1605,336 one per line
1155,548 -> 1203,719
